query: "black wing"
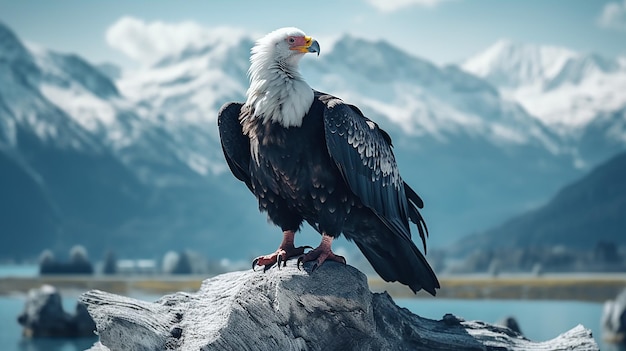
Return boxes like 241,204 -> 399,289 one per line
323,96 -> 438,294
217,102 -> 253,191
323,97 -> 429,251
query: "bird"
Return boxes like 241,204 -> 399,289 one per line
218,27 -> 440,295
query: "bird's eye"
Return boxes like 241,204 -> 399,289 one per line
288,37 -> 295,44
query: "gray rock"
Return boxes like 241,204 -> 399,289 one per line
80,263 -> 598,351
18,284 -> 96,338
602,287 -> 626,343
497,316 -> 523,335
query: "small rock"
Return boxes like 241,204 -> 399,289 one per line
497,316 -> 523,335
602,287 -> 626,344
17,285 -> 96,338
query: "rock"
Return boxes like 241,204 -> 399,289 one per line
18,284 -> 96,337
602,287 -> 626,343
74,301 -> 97,336
497,316 -> 523,335
80,263 -> 599,351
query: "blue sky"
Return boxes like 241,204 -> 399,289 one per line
1,0 -> 625,69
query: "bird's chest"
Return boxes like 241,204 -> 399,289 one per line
244,116 -> 330,200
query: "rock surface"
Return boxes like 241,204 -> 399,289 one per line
602,287 -> 626,343
80,263 -> 598,351
17,284 -> 96,337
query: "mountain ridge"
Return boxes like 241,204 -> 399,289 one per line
1,22 -> 624,260
463,39 -> 626,147
448,150 -> 626,257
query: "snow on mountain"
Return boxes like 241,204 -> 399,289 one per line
118,33 -> 251,126
113,32 -> 254,178
5,20 -> 618,255
0,21 -> 274,260
109,32 -> 584,249
302,37 -> 561,154
462,39 -> 577,88
29,45 -> 121,135
463,40 -> 626,138
120,33 -> 561,157
0,24 -> 101,152
0,21 -> 214,187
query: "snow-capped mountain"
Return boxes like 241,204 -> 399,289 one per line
0,21 -> 272,259
303,37 -> 561,154
3,21 -> 624,260
115,35 -> 254,179
0,24 -> 102,152
462,39 -> 577,88
1,21 -> 200,187
122,34 -> 562,154
0,21 -> 147,257
112,31 -> 583,249
463,40 -> 626,145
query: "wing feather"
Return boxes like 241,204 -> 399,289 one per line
217,102 -> 253,191
323,98 -> 415,243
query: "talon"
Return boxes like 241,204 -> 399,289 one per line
252,258 -> 259,271
296,235 -> 346,271
276,254 -> 283,269
253,230 -> 306,272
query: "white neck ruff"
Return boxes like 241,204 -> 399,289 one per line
245,51 -> 313,128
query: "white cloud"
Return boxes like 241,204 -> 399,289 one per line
105,17 -> 246,66
366,0 -> 449,13
598,0 -> 626,31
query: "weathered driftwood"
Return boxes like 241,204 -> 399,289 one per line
80,263 -> 598,351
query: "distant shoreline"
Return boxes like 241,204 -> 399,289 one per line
1,272 -> 625,302
370,273 -> 626,301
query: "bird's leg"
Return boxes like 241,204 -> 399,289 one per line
297,234 -> 346,272
252,230 -> 311,272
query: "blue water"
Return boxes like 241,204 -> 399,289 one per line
0,265 -> 38,278
0,295 -> 98,351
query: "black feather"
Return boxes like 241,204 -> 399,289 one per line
218,103 -> 252,190
217,91 -> 439,296
322,94 -> 439,294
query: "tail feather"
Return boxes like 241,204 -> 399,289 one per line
351,227 -> 440,296
404,182 -> 429,253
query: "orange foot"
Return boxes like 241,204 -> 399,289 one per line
252,230 -> 311,272
297,234 -> 346,272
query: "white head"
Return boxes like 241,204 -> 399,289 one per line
245,27 -> 320,128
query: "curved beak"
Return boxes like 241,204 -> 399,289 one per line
307,39 -> 320,56
294,36 -> 320,56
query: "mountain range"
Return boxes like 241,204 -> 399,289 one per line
1,21 -> 624,261
449,150 -> 626,257
463,39 -> 626,166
